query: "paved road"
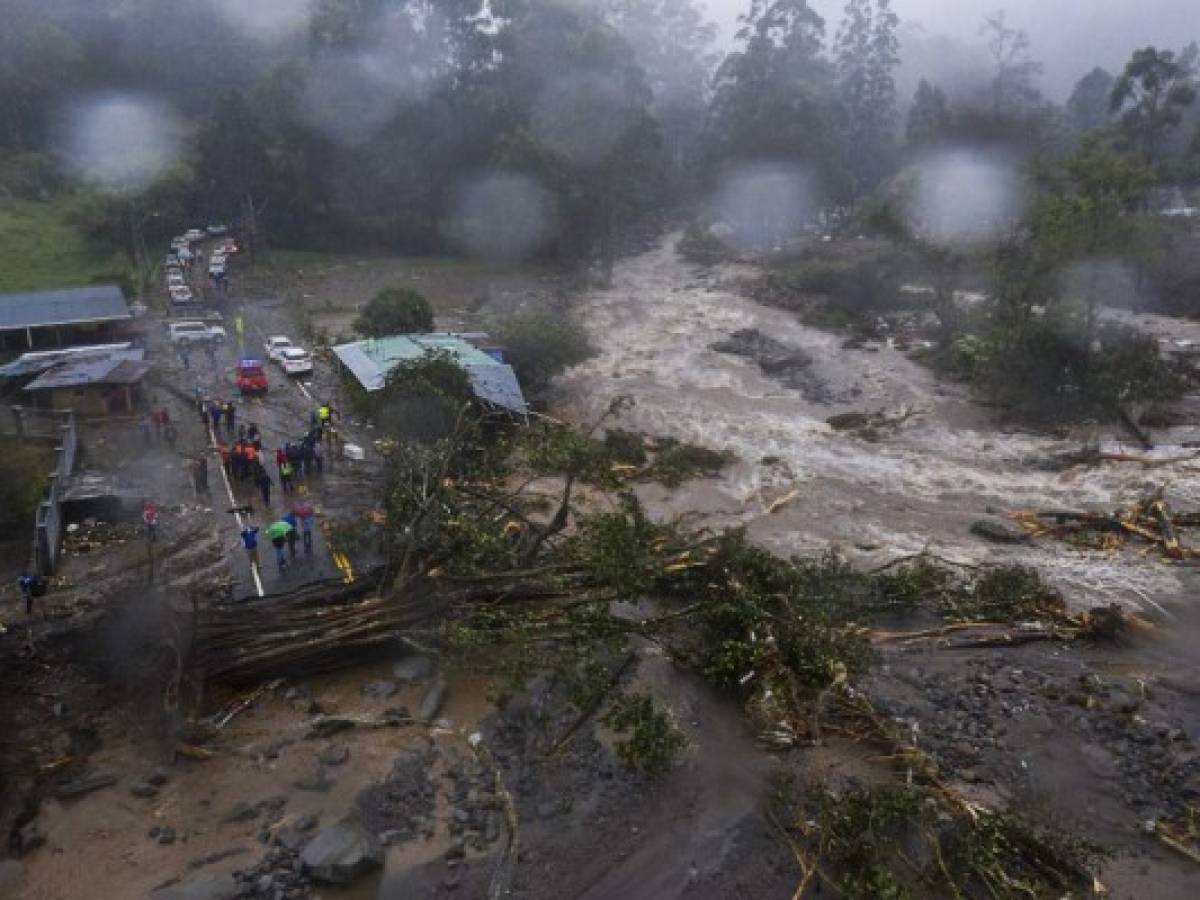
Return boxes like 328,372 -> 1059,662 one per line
157,240 -> 386,600
160,320 -> 348,598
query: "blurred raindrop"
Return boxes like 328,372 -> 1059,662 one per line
299,13 -> 449,147
208,0 -> 309,41
905,150 -> 1023,246
710,164 -> 817,253
301,54 -> 403,146
447,173 -> 553,261
57,94 -> 183,191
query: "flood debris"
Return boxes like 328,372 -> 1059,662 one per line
52,772 -> 117,800
1015,491 -> 1200,560
299,817 -> 384,884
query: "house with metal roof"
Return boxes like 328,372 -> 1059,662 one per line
19,350 -> 150,415
332,334 -> 528,417
0,285 -> 132,351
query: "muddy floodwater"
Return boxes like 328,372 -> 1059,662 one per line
560,235 -> 1200,613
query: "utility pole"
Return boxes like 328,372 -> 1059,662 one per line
128,203 -> 160,298
242,195 -> 268,266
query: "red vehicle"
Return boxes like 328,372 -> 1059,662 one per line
236,358 -> 269,396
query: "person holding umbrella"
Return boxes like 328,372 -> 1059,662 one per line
265,519 -> 293,573
282,509 -> 298,559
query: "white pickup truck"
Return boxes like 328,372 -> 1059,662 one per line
168,320 -> 226,345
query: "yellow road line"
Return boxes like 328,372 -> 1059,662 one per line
332,551 -> 354,584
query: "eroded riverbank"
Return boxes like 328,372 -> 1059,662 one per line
559,235 -> 1200,613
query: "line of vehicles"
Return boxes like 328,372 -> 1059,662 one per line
231,339 -> 313,396
165,226 -> 237,306
161,225 -> 314,396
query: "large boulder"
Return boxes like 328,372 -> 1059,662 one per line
969,518 -> 1029,545
418,677 -> 447,721
301,817 -> 383,885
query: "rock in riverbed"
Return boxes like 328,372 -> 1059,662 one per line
969,518 -> 1029,545
419,677 -> 448,721
301,817 -> 383,885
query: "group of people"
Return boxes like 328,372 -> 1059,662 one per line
221,427 -> 276,506
204,398 -> 237,435
239,504 -> 316,574
139,406 -> 178,449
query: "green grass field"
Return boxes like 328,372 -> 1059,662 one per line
0,199 -> 130,293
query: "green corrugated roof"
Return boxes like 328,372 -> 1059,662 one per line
360,334 -> 501,369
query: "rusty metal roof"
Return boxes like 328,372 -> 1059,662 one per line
23,351 -> 148,391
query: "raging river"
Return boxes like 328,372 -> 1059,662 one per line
561,235 -> 1200,615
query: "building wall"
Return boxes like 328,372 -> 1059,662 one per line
44,385 -> 137,416
0,322 -> 122,353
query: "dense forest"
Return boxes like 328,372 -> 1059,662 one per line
0,0 -> 1198,277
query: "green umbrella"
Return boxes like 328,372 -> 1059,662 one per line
265,520 -> 294,540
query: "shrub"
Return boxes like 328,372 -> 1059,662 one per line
0,440 -> 51,537
970,318 -> 1185,420
354,287 -> 434,338
603,692 -> 686,775
0,153 -> 64,201
374,350 -> 476,444
495,311 -> 592,398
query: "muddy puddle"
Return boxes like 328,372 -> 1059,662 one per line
8,659 -> 500,900
559,235 -> 1200,612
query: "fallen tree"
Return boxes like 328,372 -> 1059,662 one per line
189,398 -> 1126,896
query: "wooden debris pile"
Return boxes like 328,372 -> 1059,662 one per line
192,570 -> 426,685
1015,492 -> 1200,560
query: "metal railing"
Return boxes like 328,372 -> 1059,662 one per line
3,405 -> 77,441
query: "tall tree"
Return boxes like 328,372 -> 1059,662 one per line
1066,67 -> 1116,135
980,11 -> 1043,117
1032,139 -> 1155,376
1110,46 -> 1198,164
834,0 -> 900,194
603,0 -> 717,181
708,1 -> 842,190
905,79 -> 951,149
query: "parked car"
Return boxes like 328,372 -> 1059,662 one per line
215,239 -> 239,254
184,228 -> 206,242
264,335 -> 293,362
279,347 -> 314,376
206,224 -> 229,236
236,358 -> 269,395
167,272 -> 185,288
170,285 -> 195,304
208,262 -> 226,277
168,320 -> 225,344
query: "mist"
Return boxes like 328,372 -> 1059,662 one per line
701,0 -> 1200,99
55,94 -> 183,191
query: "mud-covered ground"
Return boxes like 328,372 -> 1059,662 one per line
5,235 -> 1200,899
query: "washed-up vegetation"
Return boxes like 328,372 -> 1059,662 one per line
773,779 -> 1107,899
